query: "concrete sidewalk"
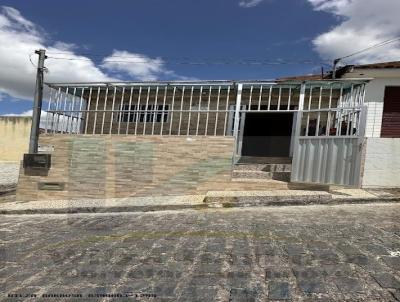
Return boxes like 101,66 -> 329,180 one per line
1,188 -> 400,214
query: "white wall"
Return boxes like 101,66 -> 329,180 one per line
342,69 -> 400,138
362,138 -> 400,188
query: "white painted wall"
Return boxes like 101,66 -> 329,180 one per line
342,69 -> 400,137
362,138 -> 400,188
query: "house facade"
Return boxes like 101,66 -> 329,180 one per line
15,78 -> 372,201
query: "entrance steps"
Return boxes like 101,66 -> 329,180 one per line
233,157 -> 292,182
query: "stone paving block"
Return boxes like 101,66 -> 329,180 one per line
285,244 -> 306,256
268,281 -> 291,300
293,267 -> 327,279
229,288 -> 258,302
297,279 -> 327,294
361,243 -> 389,255
333,276 -> 363,293
179,286 -> 218,302
265,268 -> 291,280
373,273 -> 400,289
152,282 -> 177,298
382,257 -> 400,271
290,254 -> 313,266
227,272 -> 251,288
345,254 -> 369,266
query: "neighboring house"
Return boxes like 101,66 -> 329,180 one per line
281,61 -> 400,187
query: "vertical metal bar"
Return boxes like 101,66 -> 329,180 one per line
214,86 -> 221,136
233,83 -> 243,161
277,87 -> 282,111
258,85 -> 263,111
143,86 -> 150,135
61,88 -> 69,134
316,86 -> 322,136
287,87 -> 292,110
77,88 -> 85,134
187,86 -> 194,135
93,87 -> 100,135
196,86 -> 203,136
337,84 -> 344,135
268,85 -> 272,110
169,86 -> 177,135
160,86 -> 167,135
67,88 -> 77,134
326,84 -> 333,136
52,87 -> 61,134
178,86 -> 185,135
134,86 -> 142,135
118,87 -> 125,135
305,86 -> 312,136
346,109 -> 352,136
204,86 -> 212,135
45,87 -> 53,134
223,86 -> 231,136
109,87 -> 117,135
350,84 -> 354,107
84,87 -> 93,135
294,83 -> 306,137
126,86 -> 134,135
359,84 -> 367,105
101,87 -> 109,135
248,85 -> 253,110
290,83 -> 306,182
151,86 -> 159,135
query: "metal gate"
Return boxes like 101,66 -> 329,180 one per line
290,82 -> 368,187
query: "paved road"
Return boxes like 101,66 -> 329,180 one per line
1,204 -> 400,301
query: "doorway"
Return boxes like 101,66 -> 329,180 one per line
241,112 -> 294,158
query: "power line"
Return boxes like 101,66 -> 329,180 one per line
340,37 -> 400,60
332,36 -> 400,78
45,55 -> 330,67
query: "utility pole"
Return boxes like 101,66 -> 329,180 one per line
28,49 -> 47,153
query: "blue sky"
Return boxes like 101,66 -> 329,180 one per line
0,0 -> 399,115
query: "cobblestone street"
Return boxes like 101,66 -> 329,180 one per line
1,203 -> 400,301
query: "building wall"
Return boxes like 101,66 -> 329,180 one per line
16,135 -> 236,201
0,117 -> 31,162
362,138 -> 400,188
342,69 -> 400,138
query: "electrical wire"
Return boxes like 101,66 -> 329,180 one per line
45,55 -> 330,66
339,37 -> 400,60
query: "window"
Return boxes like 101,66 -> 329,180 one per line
119,104 -> 169,123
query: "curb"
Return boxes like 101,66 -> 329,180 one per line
1,196 -> 400,215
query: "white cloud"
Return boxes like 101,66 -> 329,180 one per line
101,50 -> 167,81
0,6 -> 187,103
239,0 -> 265,8
308,0 -> 400,64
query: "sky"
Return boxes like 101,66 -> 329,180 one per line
0,0 -> 399,115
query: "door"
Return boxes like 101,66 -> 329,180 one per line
241,112 -> 294,157
291,106 -> 367,187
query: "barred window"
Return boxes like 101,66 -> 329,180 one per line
120,104 -> 169,123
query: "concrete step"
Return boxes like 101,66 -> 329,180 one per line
234,163 -> 292,172
232,170 -> 291,182
238,156 -> 292,164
